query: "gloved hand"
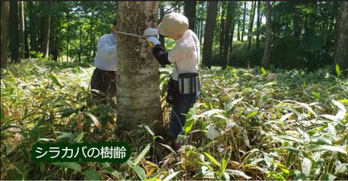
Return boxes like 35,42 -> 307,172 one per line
146,36 -> 161,47
143,28 -> 159,37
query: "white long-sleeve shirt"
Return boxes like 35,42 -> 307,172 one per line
168,30 -> 200,80
94,33 -> 117,71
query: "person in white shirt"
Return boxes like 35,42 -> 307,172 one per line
90,20 -> 118,99
144,13 -> 200,150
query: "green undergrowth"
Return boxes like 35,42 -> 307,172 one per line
1,60 -> 347,180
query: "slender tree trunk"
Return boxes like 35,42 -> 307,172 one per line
78,22 -> 82,62
28,1 -> 37,55
41,1 -> 51,58
219,2 -> 226,56
228,22 -> 236,67
66,20 -> 69,61
261,1 -> 272,68
202,1 -> 218,68
9,1 -> 19,63
256,1 -> 261,49
117,2 -> 162,133
334,1 -> 348,76
184,1 -> 196,31
247,1 -> 256,50
223,2 -> 233,62
1,1 -> 10,69
293,3 -> 301,38
241,2 -> 246,42
18,1 -> 25,59
237,20 -> 241,41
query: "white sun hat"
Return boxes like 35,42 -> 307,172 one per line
158,13 -> 189,37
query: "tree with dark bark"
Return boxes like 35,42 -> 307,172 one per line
184,1 -> 196,31
241,2 -> 246,42
248,1 -> 256,50
41,1 -> 51,58
223,1 -> 235,63
256,1 -> 261,49
1,1 -> 10,69
28,1 -> 38,55
262,1 -> 272,68
219,2 -> 226,55
202,1 -> 218,68
116,2 -> 162,133
18,1 -> 25,59
334,1 -> 348,76
9,1 -> 19,63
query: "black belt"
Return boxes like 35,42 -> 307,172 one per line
95,68 -> 116,74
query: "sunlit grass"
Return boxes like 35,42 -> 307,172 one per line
1,60 -> 347,180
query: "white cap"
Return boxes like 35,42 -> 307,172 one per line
158,13 -> 189,37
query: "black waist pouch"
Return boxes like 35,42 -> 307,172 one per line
166,78 -> 179,105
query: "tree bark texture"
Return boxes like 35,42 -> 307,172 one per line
202,1 -> 218,68
116,1 -> 162,131
334,1 -> 348,76
261,1 -> 272,68
1,1 -> 10,68
9,1 -> 19,63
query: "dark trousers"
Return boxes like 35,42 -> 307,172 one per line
169,92 -> 198,140
90,68 -> 117,98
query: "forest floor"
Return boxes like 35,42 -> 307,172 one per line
1,59 -> 347,180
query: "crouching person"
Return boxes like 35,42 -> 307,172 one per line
143,13 -> 201,150
90,20 -> 118,102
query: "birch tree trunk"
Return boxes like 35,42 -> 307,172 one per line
116,1 -> 162,132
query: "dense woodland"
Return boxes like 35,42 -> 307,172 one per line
1,1 -> 347,71
1,1 -> 347,180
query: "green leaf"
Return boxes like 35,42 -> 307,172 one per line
272,135 -> 304,144
73,132 -> 85,143
261,67 -> 267,75
132,165 -> 146,180
57,132 -> 74,140
220,148 -> 232,176
83,170 -> 103,180
0,107 -> 5,120
163,171 -> 180,181
246,111 -> 258,118
133,143 -> 151,166
204,152 -> 221,168
48,73 -> 63,88
335,163 -> 348,174
183,118 -> 194,135
53,162 -> 81,172
144,125 -> 154,137
332,100 -> 347,112
301,158 -> 311,176
225,169 -> 251,179
312,145 -> 347,154
225,98 -> 243,112
335,64 -> 341,77
280,146 -> 301,153
322,173 -> 337,181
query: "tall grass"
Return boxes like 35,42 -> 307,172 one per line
1,60 -> 347,180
